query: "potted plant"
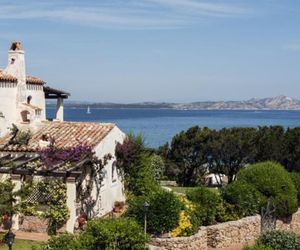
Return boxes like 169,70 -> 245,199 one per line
113,201 -> 125,213
2,214 -> 11,230
77,215 -> 86,230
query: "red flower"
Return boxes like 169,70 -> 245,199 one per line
2,214 -> 9,221
78,216 -> 86,225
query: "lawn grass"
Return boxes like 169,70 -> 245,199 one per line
170,186 -> 219,195
169,186 -> 198,194
0,234 -> 42,250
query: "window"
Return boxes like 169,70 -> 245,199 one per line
27,95 -> 32,104
112,161 -> 117,183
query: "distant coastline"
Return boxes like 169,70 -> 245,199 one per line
48,95 -> 300,110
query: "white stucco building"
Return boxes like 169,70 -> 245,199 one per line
0,42 -> 125,233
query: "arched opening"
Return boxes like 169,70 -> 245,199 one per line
27,95 -> 32,104
21,110 -> 30,123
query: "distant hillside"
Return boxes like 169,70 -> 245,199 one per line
172,95 -> 300,110
55,95 -> 300,110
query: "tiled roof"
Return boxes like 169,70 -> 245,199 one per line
0,70 -> 17,83
0,69 -> 45,84
26,75 -> 46,85
0,122 -> 115,152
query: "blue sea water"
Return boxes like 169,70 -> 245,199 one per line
47,108 -> 300,148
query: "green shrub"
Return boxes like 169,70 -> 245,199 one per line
215,201 -> 240,222
236,161 -> 298,217
186,187 -> 220,225
171,196 -> 200,237
80,218 -> 148,250
126,190 -> 182,234
258,230 -> 300,250
243,244 -> 272,250
35,233 -> 81,250
290,172 -> 300,206
222,181 -> 265,217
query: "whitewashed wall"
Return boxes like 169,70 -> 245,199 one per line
26,84 -> 46,121
93,125 -> 126,217
0,82 -> 18,136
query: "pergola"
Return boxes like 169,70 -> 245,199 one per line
0,150 -> 95,233
0,152 -> 90,178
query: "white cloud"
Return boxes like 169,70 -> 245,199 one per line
146,0 -> 248,17
0,0 -> 251,29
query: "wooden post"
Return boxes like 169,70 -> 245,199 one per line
11,174 -> 22,230
66,177 -> 76,233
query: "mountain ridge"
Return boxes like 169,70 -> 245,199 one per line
52,95 -> 300,110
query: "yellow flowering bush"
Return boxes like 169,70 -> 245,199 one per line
171,196 -> 199,237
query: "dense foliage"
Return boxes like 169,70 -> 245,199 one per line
126,190 -> 182,234
0,179 -> 17,219
290,172 -> 300,206
40,179 -> 70,235
81,218 -> 147,250
33,233 -> 80,250
115,134 -> 163,196
243,244 -> 273,250
166,126 -> 213,186
222,181 -> 265,217
171,196 -> 199,237
160,126 -> 300,186
36,218 -> 148,250
236,162 -> 298,217
186,187 -> 221,225
258,230 -> 300,250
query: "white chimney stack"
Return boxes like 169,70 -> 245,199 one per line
4,42 -> 27,104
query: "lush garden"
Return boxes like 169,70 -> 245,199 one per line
244,230 -> 300,250
2,126 -> 300,249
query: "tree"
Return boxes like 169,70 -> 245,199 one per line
168,126 -> 214,186
115,134 -> 161,195
207,127 -> 256,183
253,126 -> 285,163
282,127 -> 300,172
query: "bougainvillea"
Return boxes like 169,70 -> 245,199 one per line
39,143 -> 94,169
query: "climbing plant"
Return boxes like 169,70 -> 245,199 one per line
76,153 -> 113,219
17,178 -> 69,235
8,124 -> 31,146
40,179 -> 69,235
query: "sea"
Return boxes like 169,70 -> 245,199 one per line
47,108 -> 300,148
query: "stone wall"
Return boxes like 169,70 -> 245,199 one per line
149,229 -> 207,250
19,216 -> 66,234
149,210 -> 300,250
19,216 -> 49,233
276,211 -> 300,234
206,215 -> 260,249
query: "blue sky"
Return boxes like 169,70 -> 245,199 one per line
0,0 -> 300,102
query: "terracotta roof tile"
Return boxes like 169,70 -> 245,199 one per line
0,70 -> 17,83
0,69 -> 45,85
0,122 -> 115,152
26,75 -> 46,85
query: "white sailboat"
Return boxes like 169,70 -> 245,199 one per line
87,106 -> 91,114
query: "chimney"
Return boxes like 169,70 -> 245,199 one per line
4,41 -> 27,104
